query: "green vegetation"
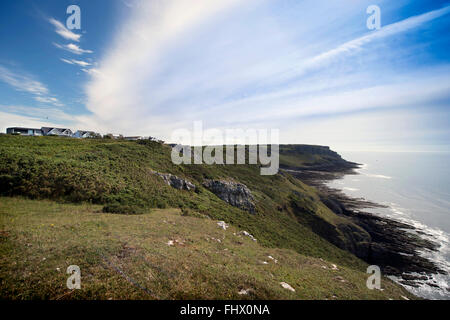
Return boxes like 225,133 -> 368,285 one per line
279,144 -> 352,169
0,198 -> 413,299
0,135 -> 412,299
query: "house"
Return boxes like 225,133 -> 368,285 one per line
104,133 -> 123,139
124,136 -> 143,141
73,130 -> 99,139
6,127 -> 43,136
41,127 -> 73,137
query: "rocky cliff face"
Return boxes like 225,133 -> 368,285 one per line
203,180 -> 256,213
289,192 -> 372,259
154,172 -> 196,191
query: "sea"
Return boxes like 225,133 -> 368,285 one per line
326,151 -> 450,300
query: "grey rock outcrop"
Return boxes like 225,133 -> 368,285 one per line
203,180 -> 255,213
154,172 -> 196,191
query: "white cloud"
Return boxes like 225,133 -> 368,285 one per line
204,69 -> 450,123
84,0 -> 244,131
49,18 -> 81,42
60,58 -> 92,67
1,105 -> 75,123
271,4 -> 450,84
0,65 -> 48,96
311,5 -> 450,64
54,43 -> 93,55
121,0 -> 134,8
78,1 -> 450,151
33,96 -> 64,107
0,65 -> 64,107
81,68 -> 101,76
0,108 -> 75,133
280,107 -> 450,153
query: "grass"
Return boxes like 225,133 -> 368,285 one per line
0,135 -> 366,268
0,135 -> 415,299
0,197 -> 414,300
278,144 -> 347,168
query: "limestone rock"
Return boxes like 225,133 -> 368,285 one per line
203,180 -> 255,213
217,221 -> 229,230
280,282 -> 295,292
154,172 -> 196,191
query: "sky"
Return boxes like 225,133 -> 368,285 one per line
0,0 -> 449,152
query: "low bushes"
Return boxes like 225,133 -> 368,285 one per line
102,203 -> 144,215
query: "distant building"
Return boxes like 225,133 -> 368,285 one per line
104,133 -> 123,139
73,130 -> 99,139
6,126 -> 158,142
41,127 -> 73,137
124,136 -> 143,141
6,127 -> 43,136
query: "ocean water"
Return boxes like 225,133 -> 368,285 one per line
326,151 -> 450,300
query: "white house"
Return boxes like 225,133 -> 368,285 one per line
124,136 -> 143,141
73,130 -> 99,139
41,127 -> 73,137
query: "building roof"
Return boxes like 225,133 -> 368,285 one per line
76,130 -> 96,134
7,127 -> 42,131
41,127 -> 72,134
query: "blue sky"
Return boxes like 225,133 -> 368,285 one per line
0,0 -> 449,152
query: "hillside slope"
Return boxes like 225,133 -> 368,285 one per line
0,198 -> 413,299
0,135 -> 412,299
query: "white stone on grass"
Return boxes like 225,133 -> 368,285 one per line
238,231 -> 257,241
238,289 -> 251,295
280,282 -> 295,292
217,221 -> 229,230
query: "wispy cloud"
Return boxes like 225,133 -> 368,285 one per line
84,0 -> 243,132
121,0 -> 134,8
78,1 -> 450,151
34,96 -> 64,107
305,5 -> 450,70
259,4 -> 450,87
1,105 -> 75,123
49,18 -> 81,42
0,107 -> 74,133
0,65 -> 64,107
0,65 -> 48,96
54,43 -> 93,55
60,58 -> 92,67
81,68 -> 101,76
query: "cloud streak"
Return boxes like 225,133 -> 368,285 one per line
307,5 -> 450,68
0,65 -> 64,107
0,65 -> 48,96
60,58 -> 92,67
78,1 -> 450,151
54,43 -> 93,55
84,0 -> 243,130
49,18 -> 81,42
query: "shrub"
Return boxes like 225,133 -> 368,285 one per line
180,207 -> 205,218
180,207 -> 192,216
102,203 -> 143,215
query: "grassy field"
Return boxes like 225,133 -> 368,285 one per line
0,197 -> 414,300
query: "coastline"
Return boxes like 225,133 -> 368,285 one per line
282,163 -> 448,297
